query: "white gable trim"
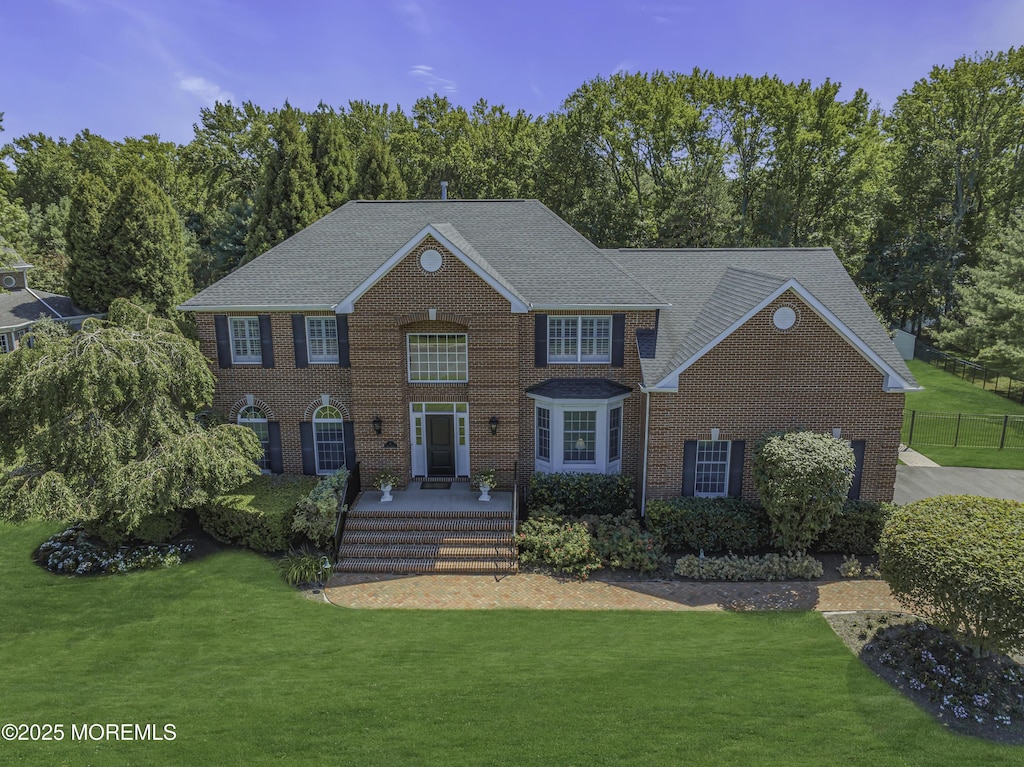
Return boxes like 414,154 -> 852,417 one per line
651,279 -> 919,393
335,225 -> 530,314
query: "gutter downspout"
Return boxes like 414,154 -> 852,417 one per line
640,387 -> 651,517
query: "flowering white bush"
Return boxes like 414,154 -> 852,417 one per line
37,525 -> 193,575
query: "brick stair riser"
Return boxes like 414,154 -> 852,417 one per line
343,531 -> 513,546
347,509 -> 510,520
344,519 -> 513,533
335,559 -> 518,575
340,544 -> 517,560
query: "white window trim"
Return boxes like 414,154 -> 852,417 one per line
229,316 -> 262,364
548,316 -> 612,364
312,405 -> 346,476
306,316 -> 339,364
409,402 -> 470,477
406,333 -> 468,383
238,405 -> 271,473
694,440 -> 731,498
528,394 -> 627,474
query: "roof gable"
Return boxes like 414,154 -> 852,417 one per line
336,224 -> 531,313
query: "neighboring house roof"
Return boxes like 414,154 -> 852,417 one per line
603,248 -> 918,392
180,200 -> 668,312
0,287 -> 89,331
526,378 -> 633,400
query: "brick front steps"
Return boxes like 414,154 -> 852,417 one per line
337,508 -> 517,575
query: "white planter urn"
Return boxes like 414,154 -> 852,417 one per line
380,484 -> 393,502
478,482 -> 491,502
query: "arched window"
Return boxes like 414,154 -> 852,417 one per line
313,404 -> 346,475
238,405 -> 270,472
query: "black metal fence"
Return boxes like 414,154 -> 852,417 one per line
915,342 -> 1024,405
332,462 -> 361,560
902,410 -> 1024,450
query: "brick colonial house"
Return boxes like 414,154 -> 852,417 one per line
180,199 -> 917,512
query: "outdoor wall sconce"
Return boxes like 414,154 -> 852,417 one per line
372,415 -> 383,435
489,415 -> 499,435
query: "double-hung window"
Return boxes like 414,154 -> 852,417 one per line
608,405 -> 622,462
0,335 -> 8,354
407,333 -> 468,382
694,440 -> 730,497
306,317 -> 339,363
238,405 -> 271,472
230,317 -> 262,364
536,407 -> 551,462
563,410 -> 597,463
548,316 -> 611,363
312,405 -> 346,475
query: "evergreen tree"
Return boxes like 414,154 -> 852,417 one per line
351,136 -> 408,200
246,103 -> 328,260
307,103 -> 354,209
937,212 -> 1024,378
91,172 -> 191,315
65,172 -> 114,311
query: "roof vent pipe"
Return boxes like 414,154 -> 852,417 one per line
440,181 -> 448,200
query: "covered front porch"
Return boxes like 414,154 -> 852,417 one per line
351,480 -> 514,514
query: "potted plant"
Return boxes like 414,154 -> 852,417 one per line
373,468 -> 401,502
473,468 -> 497,502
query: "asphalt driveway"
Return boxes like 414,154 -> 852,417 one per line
894,465 -> 1024,504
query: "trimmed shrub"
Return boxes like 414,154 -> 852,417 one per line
584,513 -> 663,573
199,475 -> 317,553
674,552 -> 824,581
528,472 -> 634,517
879,494 -> 1024,658
814,500 -> 894,555
292,469 -> 348,548
752,430 -> 855,553
645,497 -> 768,553
516,514 -> 602,580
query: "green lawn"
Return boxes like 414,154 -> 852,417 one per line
1,524 -> 1020,766
903,359 -> 1024,469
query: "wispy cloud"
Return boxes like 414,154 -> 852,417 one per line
396,0 -> 431,37
409,64 -> 457,94
178,76 -> 234,106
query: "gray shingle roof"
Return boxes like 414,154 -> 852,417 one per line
0,288 -> 88,330
526,378 -> 633,399
603,248 -> 917,390
181,200 -> 666,310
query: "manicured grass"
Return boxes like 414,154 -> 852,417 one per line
904,360 -> 1024,468
906,359 -> 1024,415
1,522 -> 1019,766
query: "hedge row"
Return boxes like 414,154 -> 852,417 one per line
645,497 -> 892,555
198,475 -> 319,553
528,472 -> 634,517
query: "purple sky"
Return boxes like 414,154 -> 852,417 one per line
2,0 -> 1022,145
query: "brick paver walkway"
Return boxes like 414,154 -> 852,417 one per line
323,573 -> 901,612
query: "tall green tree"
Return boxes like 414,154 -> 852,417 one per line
85,171 -> 191,314
937,211 -> 1024,377
246,103 -> 328,260
307,103 -> 354,209
65,172 -> 114,310
0,300 -> 261,544
351,135 -> 408,200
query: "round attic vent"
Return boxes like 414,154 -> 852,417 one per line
773,306 -> 797,330
2,275 -> 16,289
419,249 -> 442,272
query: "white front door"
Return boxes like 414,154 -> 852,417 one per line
410,403 -> 469,477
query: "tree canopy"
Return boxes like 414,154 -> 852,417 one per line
0,300 -> 261,544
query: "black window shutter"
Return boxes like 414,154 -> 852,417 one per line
267,421 -> 284,474
214,315 -> 232,369
848,440 -> 866,500
291,314 -> 308,368
258,314 -> 274,368
300,422 -> 317,475
337,315 -> 350,368
343,421 -> 356,470
534,314 -> 548,368
611,313 -> 625,367
728,441 -> 746,498
681,440 -> 697,497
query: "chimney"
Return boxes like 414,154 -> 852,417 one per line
440,181 -> 448,200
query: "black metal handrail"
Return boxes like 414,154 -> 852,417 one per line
332,461 -> 361,563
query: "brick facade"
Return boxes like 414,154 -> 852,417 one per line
195,242 -> 904,505
643,291 -> 903,503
